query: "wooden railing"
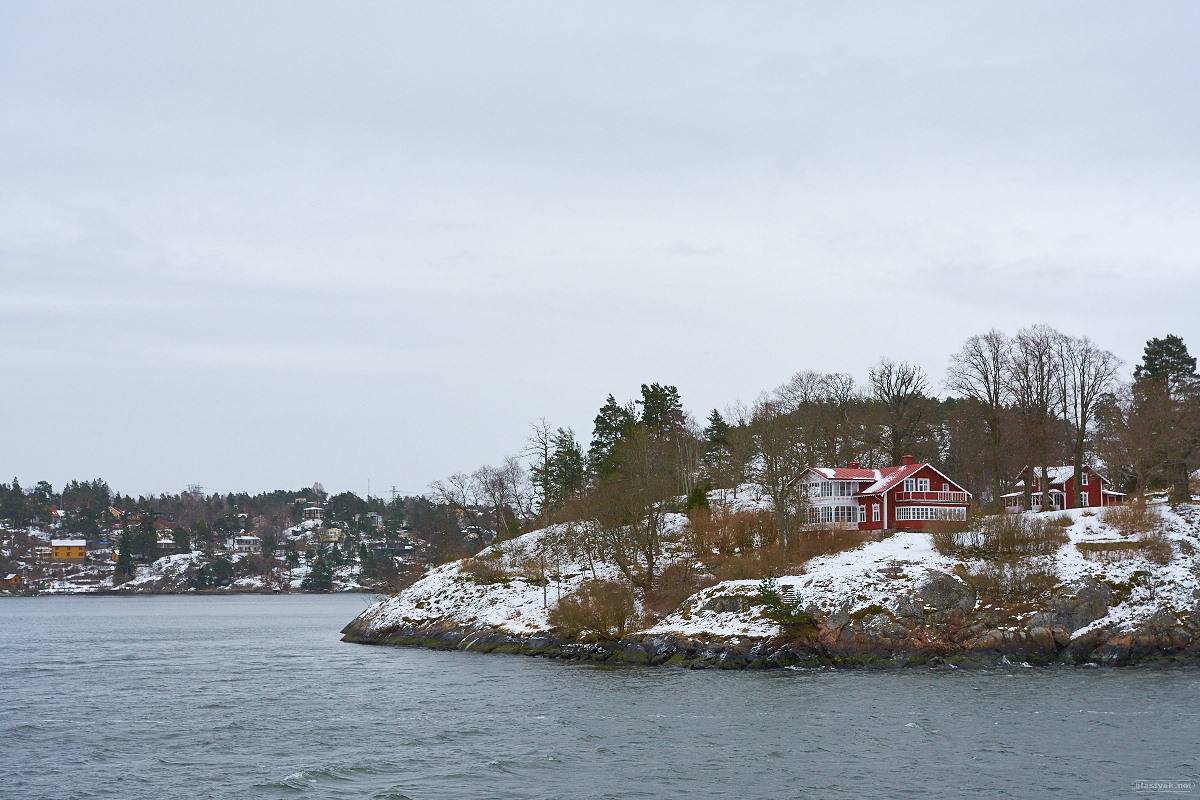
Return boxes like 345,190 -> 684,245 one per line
893,491 -> 968,504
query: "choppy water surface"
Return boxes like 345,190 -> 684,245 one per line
2,595 -> 1197,799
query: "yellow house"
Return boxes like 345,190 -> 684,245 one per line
50,539 -> 87,561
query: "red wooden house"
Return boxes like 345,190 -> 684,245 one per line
1002,464 -> 1124,511
794,455 -> 972,531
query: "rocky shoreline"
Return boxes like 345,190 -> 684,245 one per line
340,576 -> 1200,669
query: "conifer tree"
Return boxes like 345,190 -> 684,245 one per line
702,409 -> 730,460
588,394 -> 637,477
302,551 -> 335,591
1134,335 -> 1200,502
1135,335 -> 1198,390
115,531 -> 135,584
548,428 -> 585,506
637,383 -> 685,438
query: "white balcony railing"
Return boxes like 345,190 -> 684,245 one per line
893,491 -> 968,504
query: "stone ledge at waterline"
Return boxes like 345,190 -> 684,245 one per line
341,503 -> 1200,668
340,578 -> 1200,669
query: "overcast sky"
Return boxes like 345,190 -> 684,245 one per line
3,2 -> 1199,497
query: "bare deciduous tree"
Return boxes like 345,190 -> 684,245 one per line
472,456 -> 530,540
1095,382 -> 1178,498
577,427 -> 677,592
1009,325 -> 1063,511
747,397 -> 804,556
428,472 -> 480,529
1055,334 -> 1121,506
946,330 -> 1012,506
869,358 -> 933,465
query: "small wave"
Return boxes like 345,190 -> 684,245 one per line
269,764 -> 362,790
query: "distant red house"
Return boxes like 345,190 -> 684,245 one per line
1002,465 -> 1124,511
793,455 -> 972,531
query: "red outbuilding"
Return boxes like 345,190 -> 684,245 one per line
1002,464 -> 1124,511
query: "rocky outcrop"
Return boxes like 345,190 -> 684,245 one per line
342,506 -> 1200,668
342,596 -> 1200,668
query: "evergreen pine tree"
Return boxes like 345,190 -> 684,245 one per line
638,383 -> 685,438
115,531 -> 135,584
548,428 -> 585,504
302,552 -> 335,591
135,506 -> 158,561
588,394 -> 637,477
1134,335 -> 1200,503
703,409 -> 730,453
684,482 -> 710,512
1134,335 -> 1198,390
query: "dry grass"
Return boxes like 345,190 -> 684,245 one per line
1076,532 -> 1173,565
460,552 -> 512,585
703,530 -> 873,582
684,507 -> 777,557
1043,513 -> 1074,529
932,513 -> 1068,560
1101,502 -> 1164,537
966,560 -> 1060,603
685,506 -> 873,583
643,562 -> 718,618
548,579 -> 637,641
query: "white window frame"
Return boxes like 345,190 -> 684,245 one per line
1081,472 -> 1088,485
895,506 -> 967,521
858,505 -> 866,522
917,478 -> 930,492
903,478 -> 916,492
872,504 -> 880,522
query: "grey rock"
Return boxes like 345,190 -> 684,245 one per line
825,606 -> 851,630
918,570 -> 976,617
858,613 -> 906,640
702,595 -> 751,614
1050,578 -> 1113,631
891,593 -> 925,621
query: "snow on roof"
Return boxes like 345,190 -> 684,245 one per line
4,574 -> 17,580
1017,466 -> 1075,486
803,463 -> 970,497
809,467 -> 887,481
861,463 -> 926,495
1015,465 -> 1114,488
51,539 -> 86,547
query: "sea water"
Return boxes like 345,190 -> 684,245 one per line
2,595 -> 1196,799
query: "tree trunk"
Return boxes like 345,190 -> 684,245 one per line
1022,463 -> 1032,512
990,419 -> 1003,511
776,503 -> 788,560
1171,461 -> 1191,505
1040,463 -> 1051,513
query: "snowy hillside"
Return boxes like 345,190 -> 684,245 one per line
348,499 -> 1200,666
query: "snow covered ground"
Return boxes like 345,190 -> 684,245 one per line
358,498 -> 1200,642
